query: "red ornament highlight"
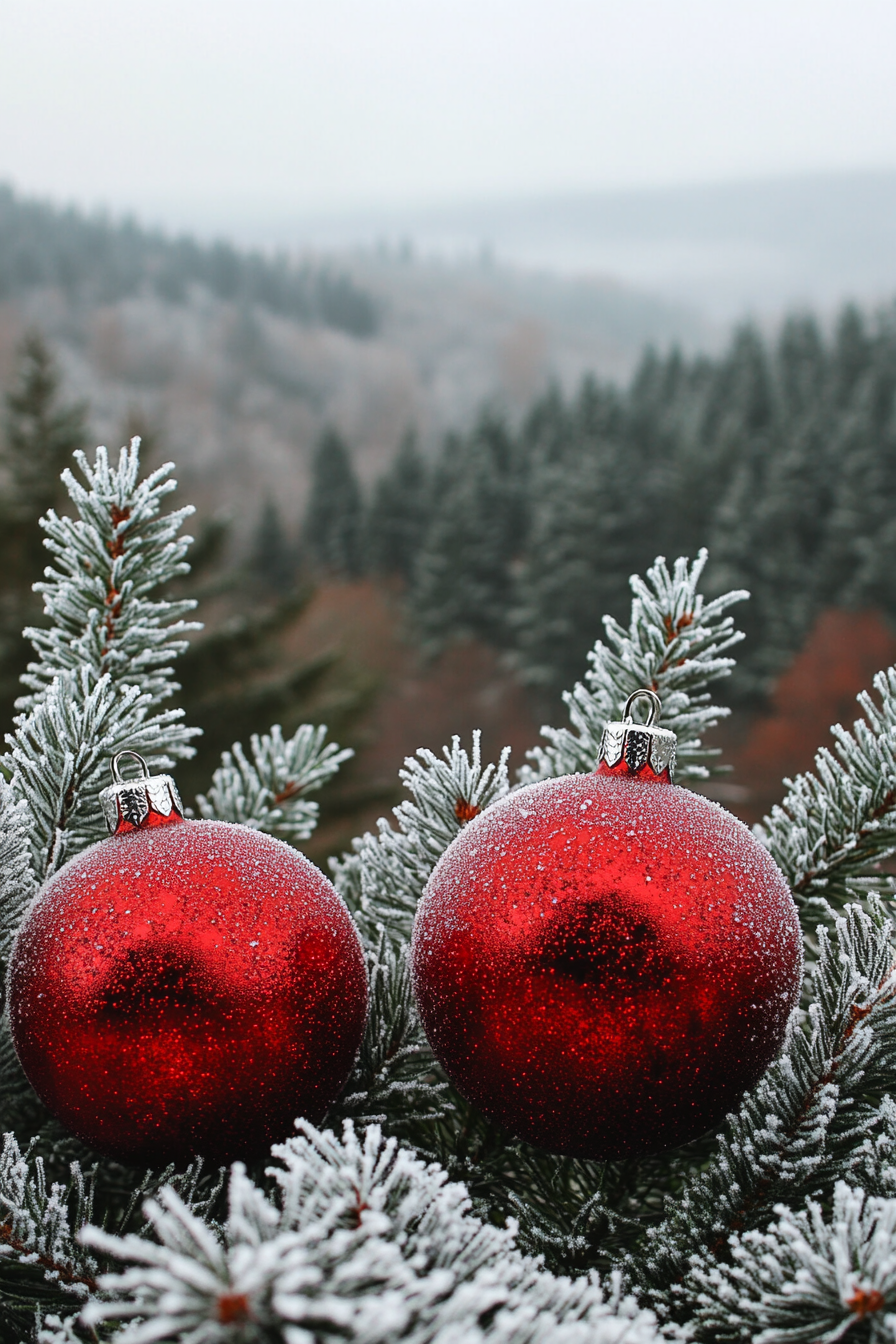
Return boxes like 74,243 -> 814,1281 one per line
9,759 -> 368,1167
411,697 -> 801,1159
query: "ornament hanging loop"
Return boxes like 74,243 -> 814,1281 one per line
622,688 -> 661,727
100,752 -> 185,835
598,687 -> 676,782
110,750 -> 151,786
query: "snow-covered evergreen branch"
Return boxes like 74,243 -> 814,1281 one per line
197,723 -> 352,843
634,897 -> 896,1325
332,731 -> 511,941
0,1133 -> 97,1303
0,1131 -> 224,1340
19,440 -> 198,714
332,931 -> 449,1133
81,1119 -> 661,1344
3,442 -> 200,884
689,1181 -> 896,1343
758,667 -> 896,912
522,551 -> 747,783
0,778 -> 36,979
7,670 -> 178,880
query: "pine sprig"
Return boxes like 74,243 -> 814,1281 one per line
633,898 -> 896,1324
6,670 -> 187,882
3,442 -> 201,887
197,723 -> 353,844
0,777 -> 36,977
331,731 -> 511,941
758,667 -> 896,913
332,931 -> 450,1134
521,550 -> 747,783
0,1133 -> 98,1311
0,1132 -> 225,1341
689,1181 -> 896,1343
81,1119 -> 662,1344
19,440 -> 199,715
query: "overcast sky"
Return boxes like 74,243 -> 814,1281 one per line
3,0 -> 896,225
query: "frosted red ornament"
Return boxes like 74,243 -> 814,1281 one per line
411,691 -> 802,1159
8,752 -> 368,1167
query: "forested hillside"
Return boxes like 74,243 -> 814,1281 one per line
0,185 -> 378,336
312,303 -> 896,701
0,185 -> 701,536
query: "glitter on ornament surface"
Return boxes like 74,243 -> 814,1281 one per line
411,772 -> 802,1159
9,820 -> 368,1165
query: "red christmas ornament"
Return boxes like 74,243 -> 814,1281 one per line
411,691 -> 802,1159
8,752 -> 368,1166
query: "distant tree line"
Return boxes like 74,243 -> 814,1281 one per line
297,304 -> 896,702
0,184 -> 379,338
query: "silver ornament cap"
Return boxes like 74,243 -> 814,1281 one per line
597,689 -> 677,782
99,751 -> 185,835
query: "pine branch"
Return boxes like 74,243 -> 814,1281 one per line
33,1312 -> 85,1344
196,723 -> 352,844
0,1133 -> 98,1304
331,731 -> 511,942
0,777 -> 37,978
633,898 -> 896,1324
81,1119 -> 662,1343
331,931 -> 450,1134
0,1132 -> 224,1342
6,670 -> 185,882
521,551 -> 747,783
3,442 -> 202,886
758,667 -> 896,913
19,440 -> 199,716
689,1182 -> 896,1343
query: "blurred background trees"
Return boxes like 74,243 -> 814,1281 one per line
4,187 -> 896,850
0,331 -> 87,724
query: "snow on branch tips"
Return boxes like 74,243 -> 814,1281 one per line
2,441 -> 201,883
522,549 -> 747,783
197,723 -> 352,844
634,896 -> 896,1321
0,1132 -> 98,1302
690,1182 -> 896,1343
80,1119 -> 661,1344
19,438 -> 199,715
758,665 -> 896,914
331,730 -> 511,941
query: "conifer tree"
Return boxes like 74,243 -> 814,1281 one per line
366,430 -> 430,579
513,373 -> 667,693
410,415 -> 523,648
0,331 -> 88,722
304,428 -> 364,576
389,305 -> 896,701
249,497 -> 296,594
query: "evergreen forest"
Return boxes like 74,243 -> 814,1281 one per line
0,184 -> 379,337
304,303 -> 896,703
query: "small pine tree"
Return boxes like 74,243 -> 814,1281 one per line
366,430 -> 430,579
3,331 -> 88,510
250,497 -> 296,594
0,331 -> 88,722
304,428 -> 364,576
410,416 -> 523,648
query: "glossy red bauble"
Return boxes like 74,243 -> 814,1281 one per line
9,818 -> 368,1166
411,769 -> 801,1159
